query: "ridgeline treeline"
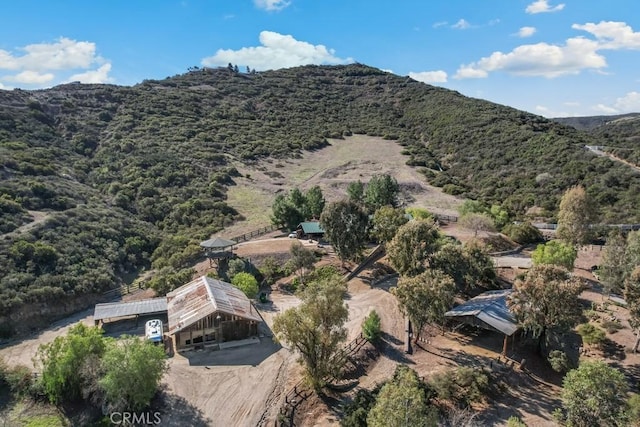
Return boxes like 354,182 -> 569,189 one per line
1,63 -> 638,336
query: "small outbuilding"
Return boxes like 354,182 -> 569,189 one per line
445,289 -> 519,355
296,221 -> 325,240
167,276 -> 261,351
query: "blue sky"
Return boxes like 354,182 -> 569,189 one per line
1,0 -> 639,117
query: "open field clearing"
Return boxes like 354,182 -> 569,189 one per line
221,135 -> 463,238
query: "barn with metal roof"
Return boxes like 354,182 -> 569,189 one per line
445,289 -> 519,354
167,276 -> 261,350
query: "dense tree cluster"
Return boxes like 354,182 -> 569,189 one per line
271,186 -> 325,231
35,324 -> 166,412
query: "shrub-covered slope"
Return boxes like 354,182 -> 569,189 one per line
1,63 -> 639,335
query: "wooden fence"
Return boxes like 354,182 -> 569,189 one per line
230,224 -> 278,244
435,213 -> 458,223
101,280 -> 144,300
275,333 -> 368,426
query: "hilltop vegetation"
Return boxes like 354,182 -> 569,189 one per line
1,63 -> 640,336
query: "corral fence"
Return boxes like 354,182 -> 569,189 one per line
276,333 -> 368,427
230,224 -> 279,244
101,280 -> 145,300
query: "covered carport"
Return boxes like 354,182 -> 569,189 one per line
93,297 -> 168,326
445,289 -> 519,355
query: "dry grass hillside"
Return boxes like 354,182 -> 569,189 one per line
223,135 -> 463,236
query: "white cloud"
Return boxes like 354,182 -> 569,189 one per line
614,91 -> 640,112
201,31 -> 353,71
66,63 -> 113,84
409,70 -> 447,83
455,21 -> 640,80
4,70 -> 54,84
433,21 -> 448,29
0,38 -> 99,71
525,0 -> 565,14
455,37 -> 606,79
517,27 -> 537,38
535,105 -> 573,117
0,37 -> 111,88
254,0 -> 291,11
454,66 -> 488,79
572,21 -> 640,49
592,104 -> 619,114
452,19 -> 471,30
581,92 -> 640,115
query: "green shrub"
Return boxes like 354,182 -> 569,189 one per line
429,367 -> 489,407
506,416 -> 527,427
4,364 -> 34,396
577,323 -> 606,346
628,394 -> 640,424
362,310 -> 381,341
547,350 -> 573,373
601,320 -> 623,334
340,386 -> 380,427
231,272 -> 259,299
502,222 -> 543,244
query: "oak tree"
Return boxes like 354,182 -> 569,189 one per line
393,270 -> 455,340
320,200 -> 369,264
599,230 -> 628,295
364,174 -> 399,213
531,240 -> 577,271
458,212 -> 495,237
368,365 -> 437,427
387,219 -> 441,277
556,186 -> 597,246
508,265 -> 583,341
625,267 -> 640,352
272,276 -> 349,390
561,361 -> 628,427
371,205 -> 408,244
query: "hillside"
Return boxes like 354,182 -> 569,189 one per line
556,113 -> 640,167
553,113 -> 640,131
1,63 -> 640,336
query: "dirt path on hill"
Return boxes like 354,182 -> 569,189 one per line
0,210 -> 50,240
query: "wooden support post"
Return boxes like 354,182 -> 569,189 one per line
502,334 -> 508,355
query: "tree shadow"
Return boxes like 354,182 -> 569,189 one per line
371,275 -> 398,292
151,389 -> 212,426
600,338 -> 627,361
377,335 -> 414,365
477,370 -> 562,425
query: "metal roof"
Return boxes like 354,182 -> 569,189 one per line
445,289 -> 518,336
200,237 -> 236,249
166,276 -> 261,335
94,298 -> 168,321
298,222 -> 325,234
